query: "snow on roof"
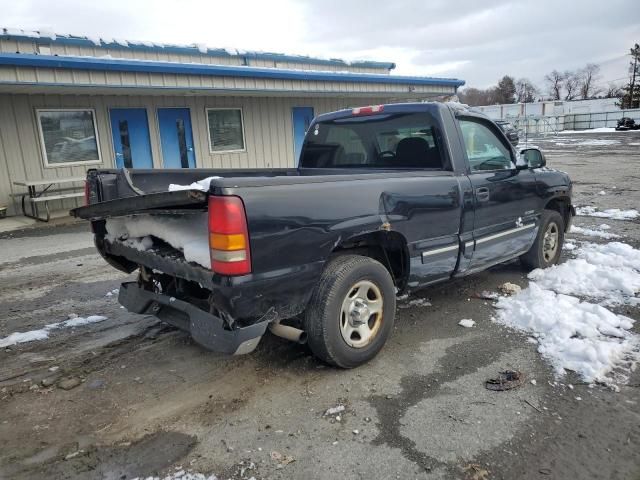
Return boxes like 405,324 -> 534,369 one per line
0,52 -> 466,86
0,27 -> 396,70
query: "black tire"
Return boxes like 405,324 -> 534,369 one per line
520,210 -> 565,270
303,255 -> 396,368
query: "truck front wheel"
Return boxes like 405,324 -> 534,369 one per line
304,255 -> 396,368
520,210 -> 565,270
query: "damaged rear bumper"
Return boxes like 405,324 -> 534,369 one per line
118,282 -> 269,355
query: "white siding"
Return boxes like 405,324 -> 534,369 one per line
0,66 -> 454,97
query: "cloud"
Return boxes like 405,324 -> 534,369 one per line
3,0 -> 639,89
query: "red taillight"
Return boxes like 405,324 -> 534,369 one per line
208,196 -> 251,275
84,180 -> 90,205
352,105 -> 384,116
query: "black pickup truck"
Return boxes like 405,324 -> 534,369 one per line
72,102 -> 574,368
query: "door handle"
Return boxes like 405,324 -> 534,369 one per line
476,187 -> 490,202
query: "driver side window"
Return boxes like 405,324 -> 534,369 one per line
459,119 -> 513,172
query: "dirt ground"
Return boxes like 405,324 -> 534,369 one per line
1,130 -> 639,480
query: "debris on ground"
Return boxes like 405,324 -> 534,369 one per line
463,463 -> 490,480
524,399 -> 543,413
498,282 -> 522,296
270,451 -> 295,465
473,291 -> 500,300
64,450 -> 84,460
458,319 -> 476,328
57,377 -> 81,390
41,376 -> 58,387
485,370 -> 525,391
323,404 -> 345,416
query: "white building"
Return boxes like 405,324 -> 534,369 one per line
0,28 -> 465,217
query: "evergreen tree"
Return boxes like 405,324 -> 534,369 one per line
495,75 -> 516,104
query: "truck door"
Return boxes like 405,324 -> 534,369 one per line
457,117 -> 539,271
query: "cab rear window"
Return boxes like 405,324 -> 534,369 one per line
299,113 -> 448,170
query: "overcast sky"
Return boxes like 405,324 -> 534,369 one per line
3,0 -> 639,90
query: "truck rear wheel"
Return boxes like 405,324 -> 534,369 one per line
304,255 -> 396,368
520,210 -> 565,270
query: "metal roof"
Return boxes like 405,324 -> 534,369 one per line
0,53 -> 466,87
0,27 -> 396,70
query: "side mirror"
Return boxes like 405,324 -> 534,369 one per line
520,148 -> 546,169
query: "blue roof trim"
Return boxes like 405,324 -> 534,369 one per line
0,53 -> 466,87
0,31 -> 396,70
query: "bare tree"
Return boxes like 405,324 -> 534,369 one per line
458,87 -> 496,106
563,70 -> 580,100
605,82 -> 622,99
578,63 -> 602,99
544,70 -> 564,100
515,78 -> 539,103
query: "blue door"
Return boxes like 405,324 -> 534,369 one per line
158,108 -> 196,168
292,107 -> 314,164
109,108 -> 153,169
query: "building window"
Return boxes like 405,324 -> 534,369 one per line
36,109 -> 101,167
206,108 -> 245,152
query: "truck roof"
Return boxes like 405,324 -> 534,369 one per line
313,101 -> 481,123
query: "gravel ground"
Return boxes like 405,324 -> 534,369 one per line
0,130 -> 639,480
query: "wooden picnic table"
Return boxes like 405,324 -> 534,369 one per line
13,176 -> 86,222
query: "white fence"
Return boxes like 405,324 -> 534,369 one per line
499,109 -> 640,134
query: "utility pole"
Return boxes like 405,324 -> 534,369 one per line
627,44 -> 638,109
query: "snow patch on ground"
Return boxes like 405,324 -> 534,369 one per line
168,176 -> 222,192
0,315 -> 107,348
555,139 -> 620,147
458,319 -> 475,328
106,214 -> 210,268
558,127 -> 629,134
133,473 -> 218,480
570,224 -> 621,239
398,298 -> 432,308
495,283 -> 637,384
494,241 -> 640,384
576,206 -> 639,220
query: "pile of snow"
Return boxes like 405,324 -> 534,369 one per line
106,214 -> 210,268
495,284 -> 637,383
0,315 -> 107,348
576,206 -> 639,220
168,176 -> 222,192
494,241 -> 640,384
529,242 -> 640,305
570,224 -> 620,239
458,319 -> 475,328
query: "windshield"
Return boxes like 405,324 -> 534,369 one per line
299,112 -> 447,170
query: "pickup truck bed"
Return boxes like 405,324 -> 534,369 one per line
72,102 -> 574,367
